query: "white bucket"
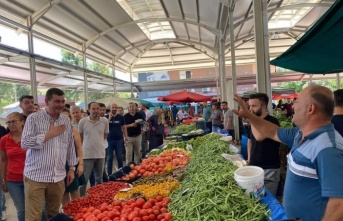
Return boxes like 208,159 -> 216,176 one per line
234,166 -> 265,199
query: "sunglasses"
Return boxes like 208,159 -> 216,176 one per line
5,120 -> 19,125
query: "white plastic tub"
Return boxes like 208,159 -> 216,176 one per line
234,166 -> 265,198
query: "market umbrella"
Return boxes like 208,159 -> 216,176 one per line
96,96 -> 129,108
158,90 -> 211,103
165,100 -> 183,105
272,93 -> 298,100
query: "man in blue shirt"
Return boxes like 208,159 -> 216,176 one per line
171,105 -> 179,126
233,85 -> 343,221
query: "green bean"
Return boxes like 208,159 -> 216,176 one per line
169,133 -> 269,220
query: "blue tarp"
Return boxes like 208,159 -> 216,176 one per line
261,188 -> 288,220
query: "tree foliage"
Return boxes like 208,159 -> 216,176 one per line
60,50 -> 114,102
277,81 -> 307,92
0,83 -> 31,112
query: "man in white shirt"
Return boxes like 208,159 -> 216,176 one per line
22,88 -> 77,220
78,102 -> 109,196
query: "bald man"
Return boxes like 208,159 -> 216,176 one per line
233,85 -> 343,221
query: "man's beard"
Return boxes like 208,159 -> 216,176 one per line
252,108 -> 262,117
112,110 -> 117,115
91,112 -> 99,118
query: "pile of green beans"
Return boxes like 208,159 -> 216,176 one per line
169,134 -> 269,221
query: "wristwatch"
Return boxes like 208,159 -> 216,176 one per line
69,166 -> 76,171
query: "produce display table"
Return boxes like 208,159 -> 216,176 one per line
61,133 -> 289,221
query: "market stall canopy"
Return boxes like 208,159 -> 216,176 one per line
96,96 -> 129,109
242,87 -> 296,98
270,0 -> 343,74
158,90 -> 211,103
124,98 -> 156,108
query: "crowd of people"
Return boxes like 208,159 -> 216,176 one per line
0,88 -> 168,221
0,85 -> 343,221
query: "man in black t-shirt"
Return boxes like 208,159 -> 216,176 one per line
332,89 -> 343,136
107,103 -> 128,174
124,102 -> 144,164
247,93 -> 281,196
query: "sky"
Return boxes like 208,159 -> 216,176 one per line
0,24 -> 133,82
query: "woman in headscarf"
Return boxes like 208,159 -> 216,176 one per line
148,108 -> 164,151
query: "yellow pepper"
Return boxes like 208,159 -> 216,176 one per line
115,181 -> 180,201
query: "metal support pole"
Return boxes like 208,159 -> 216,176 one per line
112,63 -> 117,95
309,74 -> 313,84
83,52 -> 88,111
130,68 -> 134,98
27,17 -> 38,103
219,38 -> 227,102
229,5 -> 240,141
215,59 -> 220,101
336,73 -> 340,90
253,0 -> 272,114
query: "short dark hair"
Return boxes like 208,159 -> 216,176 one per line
19,95 -> 33,103
98,103 -> 106,108
45,88 -> 64,101
334,89 -> 343,107
221,101 -> 228,105
34,103 -> 39,106
211,102 -> 220,108
88,101 -> 98,110
249,93 -> 269,106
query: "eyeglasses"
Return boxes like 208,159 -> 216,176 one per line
5,120 -> 19,125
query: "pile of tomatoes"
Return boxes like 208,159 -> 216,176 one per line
63,182 -> 131,215
118,150 -> 190,181
72,196 -> 173,221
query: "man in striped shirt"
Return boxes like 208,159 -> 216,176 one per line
22,88 -> 78,220
233,85 -> 343,221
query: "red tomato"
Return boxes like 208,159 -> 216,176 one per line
162,198 -> 171,204
149,214 -> 155,220
153,209 -> 160,216
132,218 -> 141,221
160,208 -> 168,214
139,209 -> 148,217
141,216 -> 150,221
135,198 -> 145,208
142,203 -> 152,209
155,196 -> 163,202
164,213 -> 173,221
156,214 -> 164,221
128,211 -> 139,221
96,213 -> 105,220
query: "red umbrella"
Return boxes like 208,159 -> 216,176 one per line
165,100 -> 183,105
158,90 -> 211,103
272,93 -> 298,100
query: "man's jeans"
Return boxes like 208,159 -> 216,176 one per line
107,139 -> 124,175
264,168 -> 281,196
80,158 -> 105,196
